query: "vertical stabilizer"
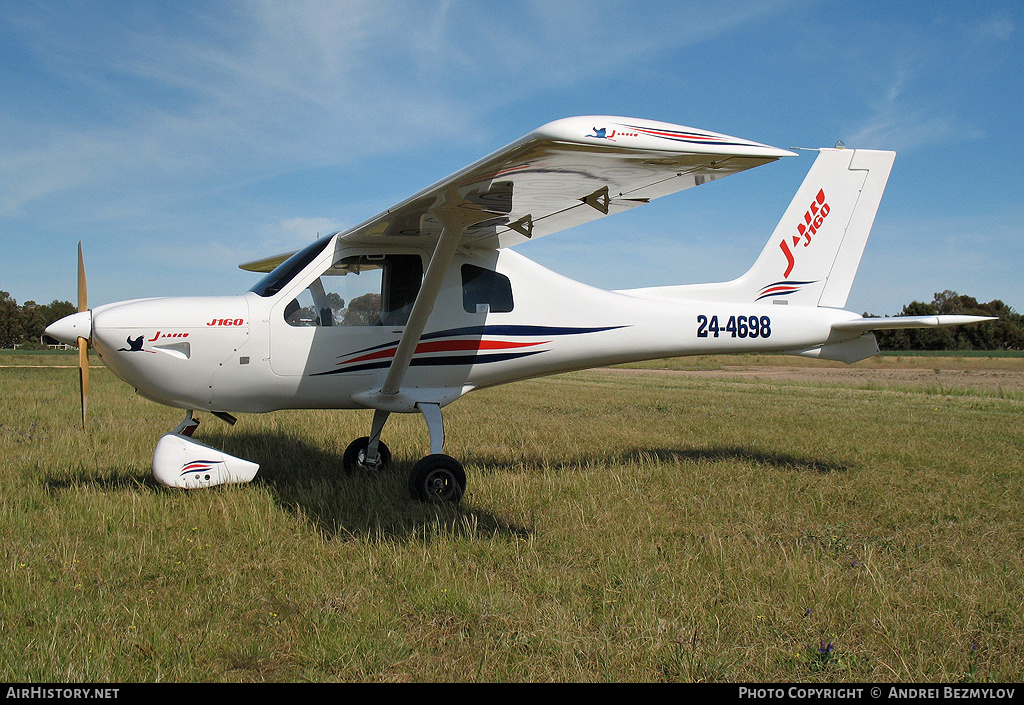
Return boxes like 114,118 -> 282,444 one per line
618,148 -> 896,308
742,147 -> 895,308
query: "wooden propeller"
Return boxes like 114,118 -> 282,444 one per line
77,242 -> 89,430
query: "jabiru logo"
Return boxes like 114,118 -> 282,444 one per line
780,188 -> 830,277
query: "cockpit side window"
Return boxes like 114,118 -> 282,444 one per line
285,254 -> 423,327
461,264 -> 513,313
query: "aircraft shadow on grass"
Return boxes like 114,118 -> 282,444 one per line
468,446 -> 848,476
48,430 -> 531,541
630,447 -> 848,474
46,434 -> 844,540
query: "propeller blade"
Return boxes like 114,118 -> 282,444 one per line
77,242 -> 87,312
78,337 -> 89,430
77,242 -> 89,429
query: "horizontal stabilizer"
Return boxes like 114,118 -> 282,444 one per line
832,315 -> 997,333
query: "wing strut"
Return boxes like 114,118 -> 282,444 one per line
361,190 -> 494,466
380,189 -> 496,397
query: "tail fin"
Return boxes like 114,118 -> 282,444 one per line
740,147 -> 895,308
618,148 -> 896,308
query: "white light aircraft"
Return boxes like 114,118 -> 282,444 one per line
46,116 -> 992,502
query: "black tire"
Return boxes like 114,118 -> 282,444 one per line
343,437 -> 391,474
408,454 -> 466,503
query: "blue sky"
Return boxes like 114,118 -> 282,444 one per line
1,1 -> 1021,316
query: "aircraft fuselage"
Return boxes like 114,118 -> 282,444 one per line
85,241 -> 862,415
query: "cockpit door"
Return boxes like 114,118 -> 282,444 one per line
268,251 -> 424,378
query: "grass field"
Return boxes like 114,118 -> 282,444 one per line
1,351 -> 1022,682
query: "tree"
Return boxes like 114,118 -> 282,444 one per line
0,291 -> 76,348
20,301 -> 47,345
342,292 -> 381,326
0,290 -> 19,348
874,291 -> 1024,351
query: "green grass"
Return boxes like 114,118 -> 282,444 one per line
614,351 -> 1024,371
1,352 -> 1022,682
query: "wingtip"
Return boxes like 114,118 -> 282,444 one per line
533,116 -> 793,158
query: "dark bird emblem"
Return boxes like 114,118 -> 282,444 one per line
118,335 -> 145,352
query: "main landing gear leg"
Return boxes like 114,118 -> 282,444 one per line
343,409 -> 392,473
408,403 -> 466,504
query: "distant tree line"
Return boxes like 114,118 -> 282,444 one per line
0,291 -> 75,349
868,290 -> 1024,351
1,287 -> 1022,351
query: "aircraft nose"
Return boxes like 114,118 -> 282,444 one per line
45,310 -> 92,346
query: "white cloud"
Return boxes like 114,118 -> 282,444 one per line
973,14 -> 1014,42
1,1 -> 812,211
265,217 -> 344,249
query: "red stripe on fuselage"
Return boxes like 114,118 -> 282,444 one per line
338,339 -> 548,367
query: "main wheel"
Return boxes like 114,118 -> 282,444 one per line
343,437 -> 391,474
409,454 -> 466,504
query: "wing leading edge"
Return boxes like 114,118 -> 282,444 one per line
240,116 -> 794,272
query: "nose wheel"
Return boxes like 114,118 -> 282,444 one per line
342,436 -> 392,473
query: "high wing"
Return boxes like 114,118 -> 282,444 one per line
240,116 -> 794,272
239,117 -> 795,419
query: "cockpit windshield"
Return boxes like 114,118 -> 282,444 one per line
249,236 -> 333,297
